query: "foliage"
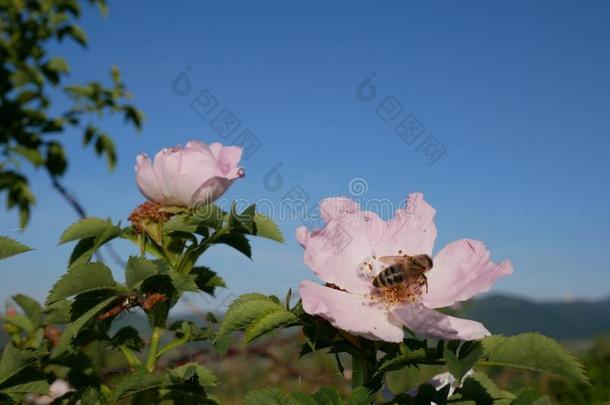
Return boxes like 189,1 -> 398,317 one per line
0,0 -> 143,227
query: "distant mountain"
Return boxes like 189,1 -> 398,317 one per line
457,294 -> 610,340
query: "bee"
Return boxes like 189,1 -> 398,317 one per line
372,254 -> 433,291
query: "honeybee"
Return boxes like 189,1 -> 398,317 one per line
372,254 -> 433,291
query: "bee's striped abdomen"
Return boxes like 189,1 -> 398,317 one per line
372,266 -> 404,288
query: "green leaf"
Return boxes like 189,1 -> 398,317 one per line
114,372 -> 164,400
0,236 -> 32,260
3,315 -> 34,333
67,24 -> 88,46
13,295 -> 41,323
445,341 -> 483,382
168,362 -> 217,388
188,204 -> 227,229
169,272 -> 199,292
244,310 -> 297,343
244,388 -> 287,405
480,333 -> 588,384
0,378 -> 49,395
94,134 -> 116,169
216,294 -> 286,340
454,372 -> 515,405
251,212 -> 284,242
53,295 -> 117,357
213,232 -> 252,258
192,266 -> 225,295
125,256 -> 159,288
0,345 -> 39,386
111,327 -> 144,351
67,223 -> 121,268
59,217 -> 114,244
312,387 -> 342,404
229,203 -> 256,233
43,299 -> 72,325
46,262 -> 118,305
46,57 -> 70,74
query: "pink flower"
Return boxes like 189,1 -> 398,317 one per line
297,193 -> 513,342
135,141 -> 244,207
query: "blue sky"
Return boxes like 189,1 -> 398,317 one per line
2,0 -> 609,310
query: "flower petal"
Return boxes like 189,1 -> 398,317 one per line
422,239 -> 513,309
135,154 -> 165,203
216,146 -> 243,177
299,280 -> 404,342
392,303 -> 490,340
302,213 -> 386,294
319,197 -> 359,223
387,192 -> 437,256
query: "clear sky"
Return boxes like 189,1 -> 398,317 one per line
2,1 -> 609,311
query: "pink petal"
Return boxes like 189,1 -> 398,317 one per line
295,226 -> 310,248
392,304 -> 490,340
422,239 -> 513,309
386,192 -> 437,256
299,280 -> 404,342
203,141 -> 222,157
135,154 -> 166,203
175,145 -> 217,205
302,212 -> 387,294
216,146 -> 243,176
152,147 -> 182,205
191,176 -> 235,206
319,197 -> 359,223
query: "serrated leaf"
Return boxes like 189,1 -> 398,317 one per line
114,372 -> 164,399
348,387 -> 376,405
0,378 -> 49,395
480,333 -> 588,384
190,204 -> 226,229
12,294 -> 42,325
53,295 -> 116,357
454,372 -> 515,405
313,387 -> 342,404
169,272 -> 199,292
46,262 -> 117,305
445,341 -> 483,382
43,299 -> 72,325
111,326 -> 144,351
213,232 -> 252,258
0,345 -> 38,386
229,203 -> 256,233
252,212 -> 284,242
244,310 -> 297,343
125,256 -> 159,288
67,223 -> 121,267
0,236 -> 32,260
59,217 -> 113,245
168,362 -> 217,387
216,294 -> 285,341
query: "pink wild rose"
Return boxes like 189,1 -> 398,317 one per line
135,140 -> 245,207
297,193 -> 513,342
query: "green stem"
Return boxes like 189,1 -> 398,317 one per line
145,326 -> 163,372
351,354 -> 369,389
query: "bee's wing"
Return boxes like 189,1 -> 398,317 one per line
377,255 -> 409,265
